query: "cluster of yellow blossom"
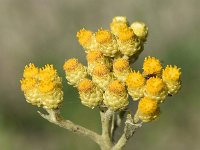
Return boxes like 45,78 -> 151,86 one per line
20,16 -> 181,123
63,16 -> 181,122
20,64 -> 63,109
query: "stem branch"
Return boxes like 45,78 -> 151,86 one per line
38,109 -> 102,145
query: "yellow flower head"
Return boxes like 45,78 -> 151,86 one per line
77,28 -> 93,47
143,56 -> 162,76
118,26 -> 135,42
146,77 -> 165,95
20,78 -> 37,92
108,80 -> 125,95
113,58 -> 129,72
162,65 -> 181,82
39,64 -> 57,81
110,16 -> 128,36
39,80 -> 56,93
63,58 -> 79,72
92,64 -> 110,76
78,79 -> 94,93
86,50 -> 103,63
23,63 -> 39,78
95,29 -> 112,44
138,97 -> 159,116
126,71 -> 145,88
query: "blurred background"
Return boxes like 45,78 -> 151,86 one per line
0,0 -> 200,149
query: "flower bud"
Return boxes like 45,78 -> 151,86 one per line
95,29 -> 119,57
131,21 -> 148,42
110,16 -> 129,36
162,65 -> 181,95
117,26 -> 143,57
113,58 -> 131,82
92,64 -> 112,91
63,58 -> 87,86
86,50 -> 111,75
144,77 -> 167,103
77,28 -> 98,51
126,71 -> 146,100
143,56 -> 162,77
103,80 -> 129,111
135,97 -> 160,122
77,79 -> 103,108
38,65 -> 63,109
21,64 -> 41,106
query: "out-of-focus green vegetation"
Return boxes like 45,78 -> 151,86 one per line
0,0 -> 199,149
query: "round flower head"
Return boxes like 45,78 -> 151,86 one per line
38,65 -> 63,109
162,65 -> 181,95
95,29 -> 118,57
92,64 -> 112,91
113,58 -> 131,82
23,63 -> 39,78
162,65 -> 181,83
78,79 -> 94,93
118,26 -> 135,42
77,28 -> 97,51
92,64 -> 110,76
126,71 -> 146,100
103,80 -> 129,111
143,56 -> 162,76
145,77 -> 167,103
117,26 -> 142,57
63,58 -> 87,86
86,50 -> 104,63
20,63 -> 41,106
63,58 -> 79,72
78,79 -> 103,108
110,16 -> 129,36
86,50 -> 111,75
136,97 -> 160,122
131,21 -> 148,42
96,29 -> 112,44
21,78 -> 37,92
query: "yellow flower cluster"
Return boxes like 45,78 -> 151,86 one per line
76,16 -> 147,58
63,16 -> 181,114
20,64 -> 63,109
20,16 -> 181,123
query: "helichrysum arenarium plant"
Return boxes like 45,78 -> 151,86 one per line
20,16 -> 181,150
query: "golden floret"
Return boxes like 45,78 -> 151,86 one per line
39,80 -> 56,93
110,16 -> 128,36
108,80 -> 125,95
21,78 -> 37,92
78,79 -> 94,93
23,63 -> 39,78
162,65 -> 181,82
113,58 -> 129,71
86,50 -> 104,63
118,27 -> 135,42
92,64 -> 110,76
63,58 -> 79,72
138,97 -> 158,116
95,29 -> 112,44
77,28 -> 93,46
146,77 -> 165,95
39,64 -> 57,80
126,71 -> 146,88
143,56 -> 162,76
